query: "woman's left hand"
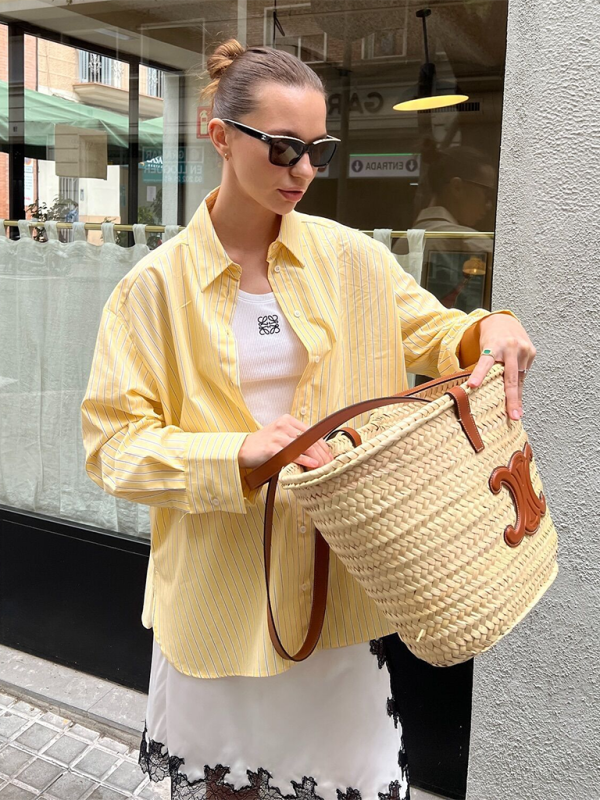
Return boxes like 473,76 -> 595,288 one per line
466,314 -> 536,421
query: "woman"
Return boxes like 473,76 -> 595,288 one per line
82,40 -> 535,800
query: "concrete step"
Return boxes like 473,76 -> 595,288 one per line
0,645 -> 145,748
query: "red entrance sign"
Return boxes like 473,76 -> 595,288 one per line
196,107 -> 211,139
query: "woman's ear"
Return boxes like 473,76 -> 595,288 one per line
208,118 -> 230,159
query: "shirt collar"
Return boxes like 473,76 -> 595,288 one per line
414,206 -> 461,227
187,186 -> 305,292
277,206 -> 304,266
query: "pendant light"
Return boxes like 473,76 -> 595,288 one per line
462,256 -> 487,276
394,9 -> 469,112
272,0 -> 286,48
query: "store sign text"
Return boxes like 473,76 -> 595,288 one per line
348,154 -> 420,178
327,91 -> 384,116
141,148 -> 203,184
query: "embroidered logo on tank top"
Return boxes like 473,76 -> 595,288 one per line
258,315 -> 280,335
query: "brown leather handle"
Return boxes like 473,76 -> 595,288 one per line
259,394 -> 429,663
247,369 -> 475,490
248,371 -> 483,662
247,395 -> 429,491
263,473 -> 332,662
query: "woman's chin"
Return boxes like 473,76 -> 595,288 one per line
273,193 -> 301,214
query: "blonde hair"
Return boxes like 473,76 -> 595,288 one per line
202,39 -> 326,119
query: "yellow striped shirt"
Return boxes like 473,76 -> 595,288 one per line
82,187 -> 497,678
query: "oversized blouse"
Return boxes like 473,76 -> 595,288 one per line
81,187 -> 502,678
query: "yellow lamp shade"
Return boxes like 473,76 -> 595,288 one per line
462,256 -> 487,276
393,93 -> 469,112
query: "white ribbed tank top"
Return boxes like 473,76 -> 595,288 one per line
232,289 -> 308,426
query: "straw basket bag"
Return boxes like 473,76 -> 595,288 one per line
246,364 -> 558,668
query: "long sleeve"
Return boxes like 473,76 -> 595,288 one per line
81,307 -> 250,515
384,245 -> 513,376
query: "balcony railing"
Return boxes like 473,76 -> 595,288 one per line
78,51 -> 125,89
146,67 -> 164,98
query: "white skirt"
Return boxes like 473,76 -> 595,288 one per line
139,637 -> 410,800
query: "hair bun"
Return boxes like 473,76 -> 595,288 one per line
206,38 -> 245,81
200,37 -> 325,118
202,39 -> 245,103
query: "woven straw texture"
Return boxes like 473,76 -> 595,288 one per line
280,365 -> 558,667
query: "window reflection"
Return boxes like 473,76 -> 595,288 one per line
0,0 -> 508,536
402,146 -> 496,313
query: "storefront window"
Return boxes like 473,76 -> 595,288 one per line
21,37 -> 130,241
139,66 -> 181,238
0,0 -> 508,538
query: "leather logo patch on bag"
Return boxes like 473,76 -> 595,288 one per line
489,442 -> 547,548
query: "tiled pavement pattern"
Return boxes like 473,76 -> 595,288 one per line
0,691 -> 169,800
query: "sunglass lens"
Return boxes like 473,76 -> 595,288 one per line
269,138 -> 338,168
309,140 -> 337,167
270,138 -> 304,166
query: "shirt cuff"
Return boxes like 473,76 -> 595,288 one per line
185,432 -> 251,515
442,309 -> 517,375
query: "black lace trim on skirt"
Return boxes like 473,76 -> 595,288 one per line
369,639 -> 410,783
138,639 -> 409,800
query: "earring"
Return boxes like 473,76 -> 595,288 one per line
224,153 -> 230,161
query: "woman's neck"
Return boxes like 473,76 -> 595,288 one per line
210,178 -> 281,262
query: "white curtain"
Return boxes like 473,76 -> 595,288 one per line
372,227 -> 425,285
0,220 -> 178,537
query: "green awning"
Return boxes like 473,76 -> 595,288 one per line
0,80 -> 164,150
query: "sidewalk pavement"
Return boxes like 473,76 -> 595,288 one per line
0,689 -> 168,800
0,647 -> 145,741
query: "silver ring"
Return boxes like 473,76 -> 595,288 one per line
519,369 -> 528,375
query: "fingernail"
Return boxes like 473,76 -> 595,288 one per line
511,409 -> 521,420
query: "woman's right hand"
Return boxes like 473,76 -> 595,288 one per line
238,414 -> 333,471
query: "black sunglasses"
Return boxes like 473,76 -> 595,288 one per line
222,119 -> 340,168
464,179 -> 496,204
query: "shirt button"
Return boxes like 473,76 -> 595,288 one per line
301,582 -> 310,592
299,525 -> 307,534
314,356 -> 321,363
300,406 -> 308,416
294,310 -> 301,318
210,497 -> 220,507
274,265 -> 281,273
